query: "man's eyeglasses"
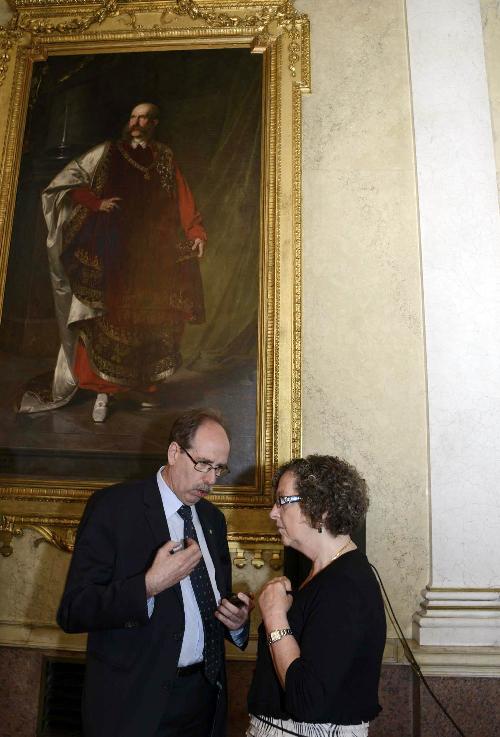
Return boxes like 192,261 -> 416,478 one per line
180,445 -> 230,479
275,495 -> 302,507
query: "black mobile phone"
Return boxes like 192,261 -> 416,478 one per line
227,593 -> 245,608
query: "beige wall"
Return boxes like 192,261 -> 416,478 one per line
301,0 -> 429,633
0,0 -> 430,641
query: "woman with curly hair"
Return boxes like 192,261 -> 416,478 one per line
247,455 -> 386,737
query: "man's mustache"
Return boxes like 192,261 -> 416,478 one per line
122,123 -> 154,140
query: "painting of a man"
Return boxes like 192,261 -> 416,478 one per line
19,102 -> 207,422
0,48 -> 261,481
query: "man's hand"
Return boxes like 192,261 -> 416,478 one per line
145,538 -> 202,597
215,592 -> 254,631
192,238 -> 205,258
99,197 -> 121,213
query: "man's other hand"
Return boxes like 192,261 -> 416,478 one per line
99,196 -> 121,212
215,592 -> 254,630
145,538 -> 202,597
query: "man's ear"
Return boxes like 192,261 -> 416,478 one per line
167,441 -> 179,466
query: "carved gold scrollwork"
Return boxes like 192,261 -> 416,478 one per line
0,0 -> 308,87
0,514 -> 23,557
0,515 -> 78,554
174,0 -> 307,75
0,22 -> 22,88
173,0 -> 268,29
16,0 -> 118,35
32,525 -> 76,552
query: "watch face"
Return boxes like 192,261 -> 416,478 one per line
268,628 -> 291,645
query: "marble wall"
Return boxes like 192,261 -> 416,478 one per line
406,0 -> 500,645
300,0 -> 429,635
482,0 -> 500,193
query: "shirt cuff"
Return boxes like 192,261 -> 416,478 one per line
229,626 -> 246,647
147,596 -> 155,618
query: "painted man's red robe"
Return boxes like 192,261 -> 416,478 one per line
63,140 -> 206,392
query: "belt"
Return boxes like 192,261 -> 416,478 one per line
176,661 -> 204,677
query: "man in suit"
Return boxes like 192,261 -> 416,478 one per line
57,408 -> 252,737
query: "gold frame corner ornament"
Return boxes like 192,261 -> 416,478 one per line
0,0 -> 309,555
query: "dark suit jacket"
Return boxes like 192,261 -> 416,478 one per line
57,475 -> 247,737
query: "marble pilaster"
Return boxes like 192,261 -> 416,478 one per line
406,0 -> 500,644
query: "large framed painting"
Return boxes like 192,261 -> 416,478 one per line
0,0 -> 309,560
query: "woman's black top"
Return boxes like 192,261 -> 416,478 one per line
247,549 -> 386,725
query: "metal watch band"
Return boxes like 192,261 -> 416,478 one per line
267,628 -> 293,646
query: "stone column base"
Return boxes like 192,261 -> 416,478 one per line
413,588 -> 500,646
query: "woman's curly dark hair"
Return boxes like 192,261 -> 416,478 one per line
272,455 -> 369,535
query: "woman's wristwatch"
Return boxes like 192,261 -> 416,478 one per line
267,628 -> 293,646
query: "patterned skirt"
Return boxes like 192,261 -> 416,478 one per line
246,714 -> 369,737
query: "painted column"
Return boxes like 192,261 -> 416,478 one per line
407,0 -> 500,645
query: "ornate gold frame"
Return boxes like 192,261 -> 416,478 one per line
0,0 -> 309,560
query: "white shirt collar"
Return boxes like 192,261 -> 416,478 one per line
130,139 -> 147,149
156,467 -> 184,519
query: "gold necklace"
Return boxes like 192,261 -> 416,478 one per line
299,538 -> 354,590
117,141 -> 156,180
331,538 -> 352,562
299,538 -> 352,589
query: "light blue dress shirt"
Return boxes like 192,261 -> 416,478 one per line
147,468 -> 245,665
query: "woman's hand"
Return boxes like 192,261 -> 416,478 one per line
259,576 -> 298,688
259,576 -> 293,629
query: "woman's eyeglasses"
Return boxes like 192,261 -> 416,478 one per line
275,495 -> 302,507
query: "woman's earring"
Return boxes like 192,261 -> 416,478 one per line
317,524 -> 323,534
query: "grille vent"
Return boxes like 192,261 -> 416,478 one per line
38,657 -> 85,737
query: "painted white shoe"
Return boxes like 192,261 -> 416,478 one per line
92,393 -> 109,422
140,398 -> 161,409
